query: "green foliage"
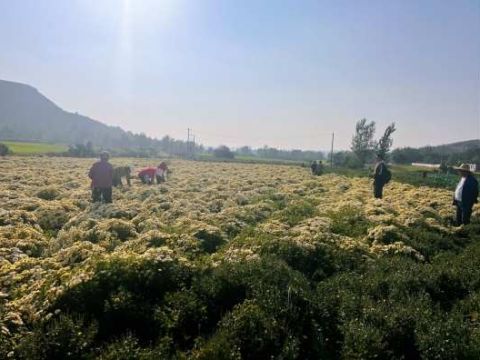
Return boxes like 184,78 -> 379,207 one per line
0,143 -> 10,156
195,229 -> 226,253
17,314 -> 97,360
0,141 -> 67,154
52,255 -> 193,344
67,142 -> 96,157
376,122 -> 396,160
327,205 -> 371,237
213,145 -> 235,159
327,164 -> 461,191
351,118 -> 376,166
278,200 -> 317,227
392,141 -> 480,166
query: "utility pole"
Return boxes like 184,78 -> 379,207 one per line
186,128 -> 191,158
330,132 -> 335,168
192,135 -> 196,159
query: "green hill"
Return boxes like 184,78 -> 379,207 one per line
0,80 -> 164,149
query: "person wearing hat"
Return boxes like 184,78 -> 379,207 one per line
453,164 -> 478,225
88,151 -> 114,203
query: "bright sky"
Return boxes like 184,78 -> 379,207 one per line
0,0 -> 479,150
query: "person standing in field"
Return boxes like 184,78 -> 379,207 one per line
311,160 -> 324,176
156,161 -> 169,183
373,155 -> 391,199
453,164 -> 478,226
88,151 -> 113,203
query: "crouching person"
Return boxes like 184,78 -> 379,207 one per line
113,166 -> 132,187
139,163 -> 170,184
88,151 -> 113,203
453,164 -> 478,226
138,167 -> 157,184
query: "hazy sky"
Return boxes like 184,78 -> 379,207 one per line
1,0 -> 479,150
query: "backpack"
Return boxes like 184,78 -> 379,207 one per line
384,167 -> 392,184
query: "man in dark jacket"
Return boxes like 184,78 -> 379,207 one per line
373,155 -> 389,199
453,164 -> 479,225
88,151 -> 114,203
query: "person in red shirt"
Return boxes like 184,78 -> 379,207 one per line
138,167 -> 157,184
88,152 -> 114,203
138,162 -> 170,184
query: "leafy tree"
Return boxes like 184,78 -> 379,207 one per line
67,143 -> 97,157
351,118 -> 376,166
391,147 -> 422,164
376,122 -> 396,160
213,145 -> 235,159
0,143 -> 10,156
236,146 -> 254,157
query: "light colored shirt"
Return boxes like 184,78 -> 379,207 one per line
455,177 -> 466,202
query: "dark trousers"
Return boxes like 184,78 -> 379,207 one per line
374,181 -> 384,199
456,203 -> 472,225
92,187 -> 112,203
139,175 -> 153,184
156,175 -> 165,183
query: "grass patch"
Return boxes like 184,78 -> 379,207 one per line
1,141 -> 67,154
326,165 -> 466,190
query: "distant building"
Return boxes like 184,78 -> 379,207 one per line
412,163 -> 441,169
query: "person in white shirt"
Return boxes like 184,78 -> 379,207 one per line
453,164 -> 479,226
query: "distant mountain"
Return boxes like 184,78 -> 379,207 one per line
392,139 -> 480,165
0,79 -> 165,149
420,139 -> 480,154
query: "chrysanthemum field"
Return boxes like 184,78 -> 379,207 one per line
1,157 -> 479,359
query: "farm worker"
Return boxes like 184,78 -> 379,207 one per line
138,167 -> 157,184
453,164 -> 479,226
88,151 -> 113,203
156,162 -> 169,183
372,155 -> 391,199
311,161 -> 324,176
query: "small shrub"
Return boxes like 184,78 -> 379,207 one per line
327,205 -> 371,237
0,143 -> 11,156
35,207 -> 70,232
195,228 -> 226,253
36,187 -> 61,201
278,200 -> 317,227
213,145 -> 235,159
16,314 -> 97,360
